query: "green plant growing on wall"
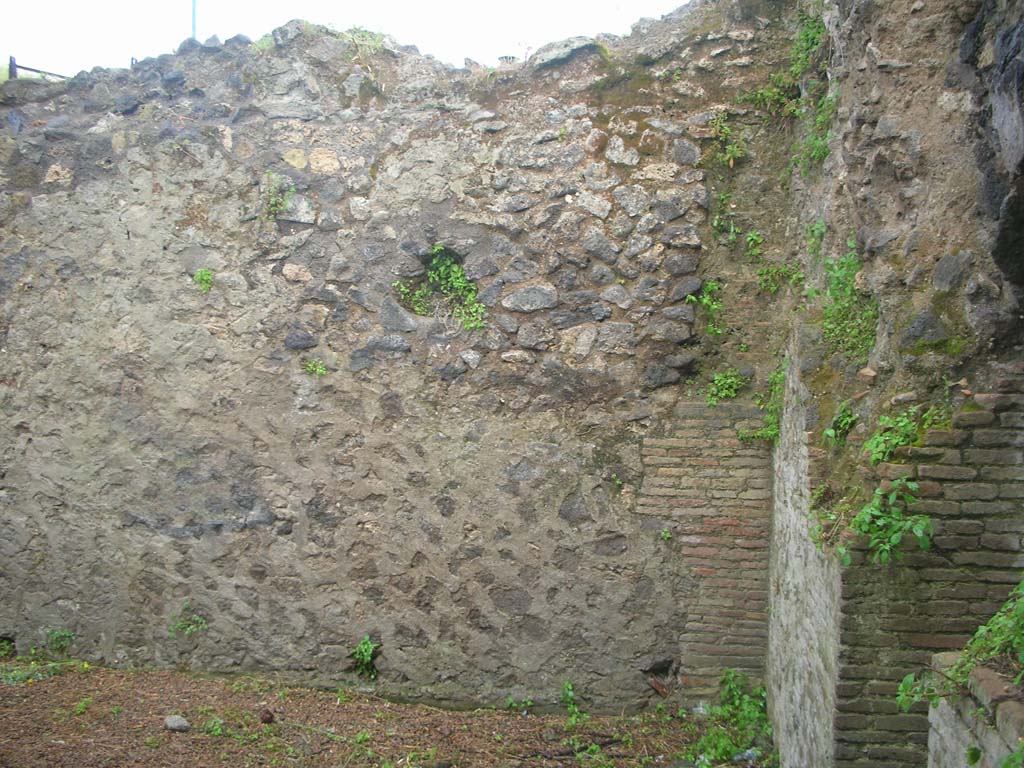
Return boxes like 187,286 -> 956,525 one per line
193,268 -> 214,293
805,218 -> 826,261
709,113 -> 747,168
757,263 -> 803,294
45,629 -> 75,657
706,370 -> 747,407
680,670 -> 773,767
823,400 -> 858,446
843,477 -> 931,566
897,576 -> 1024,749
351,635 -> 379,679
262,172 -> 294,219
685,280 -> 724,335
392,244 -> 486,330
169,599 -> 208,638
821,237 -> 878,362
660,528 -> 673,542
342,26 -> 384,57
561,680 -> 590,729
304,358 -> 328,376
862,407 -> 919,465
738,364 -> 785,444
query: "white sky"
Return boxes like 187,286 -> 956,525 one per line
2,0 -> 687,77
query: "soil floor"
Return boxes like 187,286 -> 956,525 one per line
0,659 -> 746,768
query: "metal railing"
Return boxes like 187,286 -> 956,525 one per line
7,57 -> 69,81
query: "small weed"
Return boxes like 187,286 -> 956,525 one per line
168,599 -> 208,638
46,629 -> 74,657
351,635 -> 379,679
744,230 -> 764,260
202,716 -> 227,737
251,35 -> 274,52
355,729 -> 372,744
144,735 -> 165,749
0,639 -> 14,659
304,358 -> 328,376
706,370 -> 746,407
72,696 -> 93,716
757,263 -> 803,294
680,670 -> 773,767
823,400 -> 858,446
660,528 -> 673,542
561,680 -> 590,729
846,477 -> 931,566
821,237 -> 877,362
862,408 -> 919,465
805,218 -> 826,261
709,113 -> 747,168
738,364 -> 785,444
192,268 -> 214,293
505,696 -> 535,712
342,26 -> 384,58
610,473 -> 624,489
685,280 -> 725,335
392,244 -> 486,331
262,173 -> 295,219
336,688 -> 352,704
110,705 -> 124,716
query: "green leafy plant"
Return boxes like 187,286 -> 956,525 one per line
806,219 -> 827,261
823,400 -> 858,446
706,370 -> 746,407
504,696 -> 534,712
660,528 -> 673,542
355,729 -> 372,744
757,263 -> 803,294
262,172 -> 295,219
821,237 -> 878,362
897,576 -> 1024,754
862,408 -> 919,465
561,680 -> 590,729
251,35 -> 274,52
682,670 -> 773,767
193,268 -> 214,293
392,244 -> 486,331
685,280 -> 724,335
739,364 -> 785,444
168,599 -> 208,638
45,629 -> 74,657
793,92 -> 837,175
304,358 -> 328,376
744,230 -> 764,260
846,477 -> 931,566
72,696 -> 93,716
351,635 -> 379,679
0,639 -> 13,658
342,26 -> 384,57
709,113 -> 747,168
202,716 -> 227,737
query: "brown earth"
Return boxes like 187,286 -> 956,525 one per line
0,660 -> 749,768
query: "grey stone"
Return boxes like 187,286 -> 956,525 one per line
660,224 -> 701,248
665,252 -> 700,275
501,284 -> 559,313
284,329 -> 318,350
671,138 -> 701,166
670,278 -> 703,302
577,192 -> 612,219
517,322 -> 555,350
596,322 -> 636,354
583,162 -> 619,191
581,226 -> 621,264
933,250 -> 973,291
379,298 -> 419,332
280,195 -> 317,225
164,715 -> 191,732
605,136 -> 640,166
529,37 -> 597,68
600,284 -> 633,309
643,363 -> 682,389
613,185 -> 650,217
900,310 -> 950,349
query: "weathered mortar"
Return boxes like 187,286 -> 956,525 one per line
0,2 -> 784,710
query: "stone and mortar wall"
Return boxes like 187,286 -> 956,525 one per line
927,653 -> 1024,768
0,2 -> 787,709
768,344 -> 841,768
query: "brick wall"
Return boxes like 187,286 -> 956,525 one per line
640,401 -> 773,702
833,368 -> 1024,768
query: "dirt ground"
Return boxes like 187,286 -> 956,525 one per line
0,659 -> 745,768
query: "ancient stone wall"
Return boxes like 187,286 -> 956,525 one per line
0,2 -> 786,710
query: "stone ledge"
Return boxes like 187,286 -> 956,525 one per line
933,652 -> 1024,754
